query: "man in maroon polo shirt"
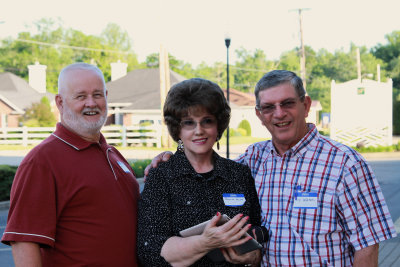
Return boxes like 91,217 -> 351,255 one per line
2,63 -> 140,266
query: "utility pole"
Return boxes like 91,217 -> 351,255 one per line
356,47 -> 361,80
159,44 -> 172,148
290,8 -> 310,89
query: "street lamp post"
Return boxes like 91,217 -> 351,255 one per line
225,37 -> 231,158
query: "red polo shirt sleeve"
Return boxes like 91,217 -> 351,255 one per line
3,155 -> 57,247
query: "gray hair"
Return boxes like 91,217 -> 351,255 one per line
58,63 -> 106,95
255,70 -> 306,106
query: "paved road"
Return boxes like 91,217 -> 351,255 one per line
1,159 -> 399,266
370,160 -> 400,266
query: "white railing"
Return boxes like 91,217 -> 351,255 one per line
0,125 -> 162,147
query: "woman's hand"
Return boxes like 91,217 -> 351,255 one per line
200,212 -> 252,251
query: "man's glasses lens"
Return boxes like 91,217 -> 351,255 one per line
257,96 -> 303,114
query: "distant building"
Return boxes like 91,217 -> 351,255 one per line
106,68 -> 186,126
0,70 -> 55,127
308,100 -> 322,127
330,78 -> 392,147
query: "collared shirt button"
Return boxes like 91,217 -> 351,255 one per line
144,241 -> 148,246
187,200 -> 191,205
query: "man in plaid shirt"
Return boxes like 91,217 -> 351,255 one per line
146,70 -> 397,266
235,70 -> 396,266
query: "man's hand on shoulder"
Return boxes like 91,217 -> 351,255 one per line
144,151 -> 174,177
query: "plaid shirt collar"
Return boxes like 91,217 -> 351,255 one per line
268,123 -> 318,159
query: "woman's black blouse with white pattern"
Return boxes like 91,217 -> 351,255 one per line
137,150 -> 261,266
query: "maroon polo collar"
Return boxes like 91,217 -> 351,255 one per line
52,123 -> 107,151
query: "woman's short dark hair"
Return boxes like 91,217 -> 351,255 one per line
163,78 -> 231,142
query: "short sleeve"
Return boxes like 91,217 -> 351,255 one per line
2,160 -> 57,247
336,160 -> 397,250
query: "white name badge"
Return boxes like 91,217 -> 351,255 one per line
223,193 -> 246,207
117,161 -> 131,173
293,192 -> 318,209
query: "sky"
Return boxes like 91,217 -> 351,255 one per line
1,0 -> 400,67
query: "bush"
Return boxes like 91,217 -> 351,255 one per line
0,165 -> 18,201
238,120 -> 251,136
236,128 -> 247,137
353,144 -> 399,153
129,159 -> 152,178
223,128 -> 248,138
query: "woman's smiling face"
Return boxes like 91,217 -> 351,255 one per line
179,106 -> 218,160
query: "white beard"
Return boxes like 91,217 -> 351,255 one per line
62,105 -> 108,137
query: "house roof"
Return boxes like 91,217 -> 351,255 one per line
311,100 -> 322,111
0,72 -> 54,112
222,88 -> 256,107
106,68 -> 186,110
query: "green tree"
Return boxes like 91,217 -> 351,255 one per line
307,75 -> 331,113
144,52 -> 194,78
194,61 -> 225,86
233,47 -> 275,92
20,97 -> 57,127
277,49 -> 300,73
0,19 -> 140,93
372,31 -> 400,87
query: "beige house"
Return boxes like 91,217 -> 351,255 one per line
0,66 -> 55,127
106,68 -> 186,126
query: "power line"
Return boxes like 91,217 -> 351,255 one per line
15,38 -> 133,55
231,66 -> 272,73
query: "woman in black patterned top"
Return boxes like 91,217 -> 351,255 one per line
137,78 -> 262,266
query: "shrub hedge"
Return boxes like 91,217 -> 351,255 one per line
0,165 -> 18,201
238,119 -> 251,136
353,142 -> 400,153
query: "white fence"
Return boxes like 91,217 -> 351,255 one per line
0,125 -> 162,147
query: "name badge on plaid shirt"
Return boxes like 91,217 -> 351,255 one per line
293,186 -> 318,209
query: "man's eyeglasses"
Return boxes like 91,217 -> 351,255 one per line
180,118 -> 217,130
256,95 -> 305,115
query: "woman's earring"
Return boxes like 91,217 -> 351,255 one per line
216,138 -> 220,150
178,139 -> 184,152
